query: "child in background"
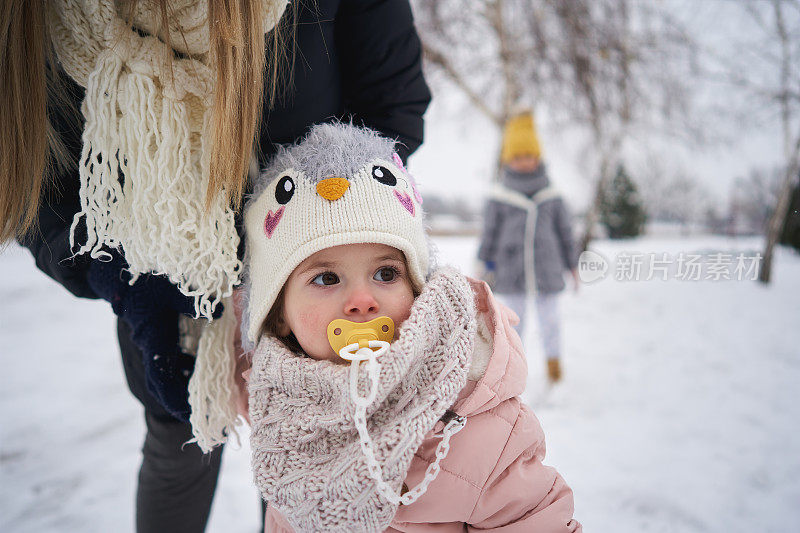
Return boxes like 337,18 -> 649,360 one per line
477,111 -> 579,383
240,123 -> 581,532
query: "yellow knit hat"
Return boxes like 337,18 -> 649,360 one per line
500,112 -> 542,163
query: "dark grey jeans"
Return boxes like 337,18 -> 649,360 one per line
118,319 -> 223,533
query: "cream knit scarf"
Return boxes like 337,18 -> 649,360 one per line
249,268 -> 476,532
47,0 -> 287,450
48,0 -> 285,316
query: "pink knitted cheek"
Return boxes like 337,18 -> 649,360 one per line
394,190 -> 415,216
393,152 -> 423,205
264,206 -> 285,238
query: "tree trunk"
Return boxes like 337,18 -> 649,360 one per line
759,0 -> 799,283
581,159 -> 611,252
759,160 -> 800,283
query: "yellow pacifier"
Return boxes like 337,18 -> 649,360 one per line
327,316 -> 395,358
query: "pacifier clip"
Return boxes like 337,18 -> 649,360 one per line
326,317 -> 467,506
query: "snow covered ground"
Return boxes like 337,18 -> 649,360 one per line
2,235 -> 798,532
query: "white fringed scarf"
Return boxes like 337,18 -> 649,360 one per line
47,0 -> 287,450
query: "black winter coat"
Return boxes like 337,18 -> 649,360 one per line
22,0 -> 431,301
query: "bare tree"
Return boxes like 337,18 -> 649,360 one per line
758,0 -> 800,282
731,167 -> 784,235
703,0 -> 800,282
412,0 -> 699,249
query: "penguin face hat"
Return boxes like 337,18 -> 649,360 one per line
242,123 -> 430,346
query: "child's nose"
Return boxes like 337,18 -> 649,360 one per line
344,286 -> 379,317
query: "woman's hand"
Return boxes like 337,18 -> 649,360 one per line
87,251 -> 222,421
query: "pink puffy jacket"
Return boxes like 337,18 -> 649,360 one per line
260,278 -> 581,532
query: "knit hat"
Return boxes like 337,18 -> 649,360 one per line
242,123 -> 429,347
500,111 -> 542,163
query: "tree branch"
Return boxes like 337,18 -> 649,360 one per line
421,42 -> 503,126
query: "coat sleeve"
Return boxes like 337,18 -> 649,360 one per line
477,199 -> 503,264
466,405 -> 582,532
334,0 -> 432,161
553,198 -> 578,271
17,67 -> 98,300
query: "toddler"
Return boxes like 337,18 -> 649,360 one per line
240,123 -> 581,532
477,111 -> 579,383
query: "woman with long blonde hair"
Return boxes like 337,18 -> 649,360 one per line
1,0 -> 430,530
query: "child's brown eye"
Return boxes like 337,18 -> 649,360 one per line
373,267 -> 397,282
312,272 -> 339,286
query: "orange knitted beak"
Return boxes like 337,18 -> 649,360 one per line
317,178 -> 350,201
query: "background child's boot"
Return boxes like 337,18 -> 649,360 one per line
547,358 -> 562,382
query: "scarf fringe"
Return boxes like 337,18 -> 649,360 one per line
68,49 -> 240,317
189,297 -> 241,453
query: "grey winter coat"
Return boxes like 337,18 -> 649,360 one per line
477,165 -> 578,295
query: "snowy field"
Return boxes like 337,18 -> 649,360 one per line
2,235 -> 799,532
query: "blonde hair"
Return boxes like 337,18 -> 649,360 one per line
1,1 -> 52,243
0,0 -> 292,243
208,0 -> 294,210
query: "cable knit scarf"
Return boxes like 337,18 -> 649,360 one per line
248,268 -> 476,532
47,0 -> 287,318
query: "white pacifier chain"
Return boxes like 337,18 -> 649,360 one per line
337,339 -> 467,506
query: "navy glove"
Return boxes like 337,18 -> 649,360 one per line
87,251 -> 221,421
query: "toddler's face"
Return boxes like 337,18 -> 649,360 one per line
507,154 -> 540,172
278,243 -> 415,363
